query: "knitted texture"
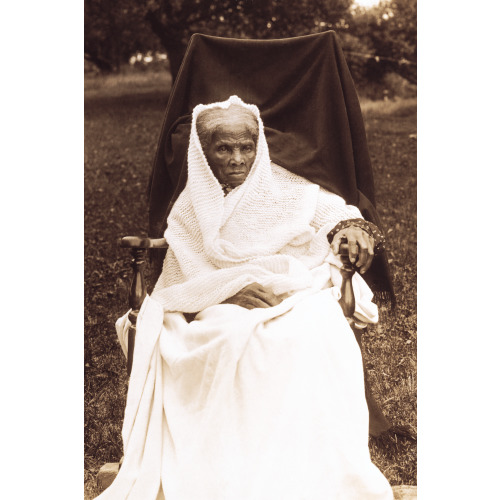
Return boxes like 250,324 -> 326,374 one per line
152,96 -> 363,312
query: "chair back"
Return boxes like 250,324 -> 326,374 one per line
147,31 -> 393,298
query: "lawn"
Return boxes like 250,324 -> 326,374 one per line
84,70 -> 416,498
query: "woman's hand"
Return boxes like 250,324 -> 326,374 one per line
331,226 -> 374,274
222,282 -> 282,309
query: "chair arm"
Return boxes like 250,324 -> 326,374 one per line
338,242 -> 349,257
119,236 -> 169,249
119,236 -> 168,376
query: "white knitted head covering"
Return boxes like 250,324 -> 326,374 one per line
186,95 -> 288,263
152,96 -> 352,312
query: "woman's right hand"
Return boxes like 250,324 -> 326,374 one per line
222,282 -> 282,309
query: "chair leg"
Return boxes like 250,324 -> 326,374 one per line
352,326 -> 391,437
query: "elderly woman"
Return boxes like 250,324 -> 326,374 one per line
97,96 -> 393,500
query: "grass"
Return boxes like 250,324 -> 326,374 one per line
84,68 -> 173,98
84,72 -> 416,497
360,96 -> 417,117
361,95 -> 417,484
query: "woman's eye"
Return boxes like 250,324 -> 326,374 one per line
218,145 -> 228,152
243,145 -> 253,152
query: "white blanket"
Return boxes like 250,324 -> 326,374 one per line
96,280 -> 393,499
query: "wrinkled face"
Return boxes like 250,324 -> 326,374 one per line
205,120 -> 257,188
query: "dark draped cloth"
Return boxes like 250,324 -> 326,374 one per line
147,30 -> 394,300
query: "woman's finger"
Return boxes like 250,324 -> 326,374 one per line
251,285 -> 282,307
356,232 -> 369,269
331,232 -> 342,254
363,235 -> 375,273
262,291 -> 282,307
245,296 -> 272,309
358,233 -> 374,274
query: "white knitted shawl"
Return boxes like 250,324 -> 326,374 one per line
152,95 -> 363,313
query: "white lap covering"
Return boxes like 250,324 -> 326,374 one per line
97,287 -> 393,500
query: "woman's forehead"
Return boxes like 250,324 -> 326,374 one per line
212,123 -> 256,143
198,105 -> 256,129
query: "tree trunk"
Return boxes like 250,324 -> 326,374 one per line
144,10 -> 187,83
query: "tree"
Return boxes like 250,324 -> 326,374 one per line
144,0 -> 354,80
85,0 -> 161,72
85,0 -> 355,79
349,0 -> 417,84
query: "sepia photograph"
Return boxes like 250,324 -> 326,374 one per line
84,1 -> 417,498
5,1 -> 500,498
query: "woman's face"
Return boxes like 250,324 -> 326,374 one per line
205,119 -> 257,188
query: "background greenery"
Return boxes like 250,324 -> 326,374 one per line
85,0 -> 416,89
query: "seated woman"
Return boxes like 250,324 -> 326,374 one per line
97,95 -> 393,500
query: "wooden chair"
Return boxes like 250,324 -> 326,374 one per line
118,30 -> 393,437
118,234 -> 391,440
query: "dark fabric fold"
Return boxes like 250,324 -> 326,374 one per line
147,30 -> 394,300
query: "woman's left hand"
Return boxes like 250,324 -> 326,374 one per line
331,226 -> 374,274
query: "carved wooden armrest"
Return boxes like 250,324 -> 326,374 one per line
337,242 -> 356,323
120,236 -> 169,249
119,237 -> 168,376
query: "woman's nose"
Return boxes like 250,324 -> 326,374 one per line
230,149 -> 244,165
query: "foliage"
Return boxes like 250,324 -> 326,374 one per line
84,73 -> 416,496
348,0 -> 417,84
85,0 -> 354,79
84,0 -> 162,72
143,0 -> 353,44
84,0 -> 416,85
